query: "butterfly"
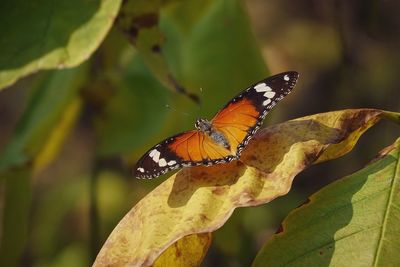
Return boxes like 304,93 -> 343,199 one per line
133,71 -> 299,179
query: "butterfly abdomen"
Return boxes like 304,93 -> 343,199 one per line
209,131 -> 230,150
195,118 -> 231,149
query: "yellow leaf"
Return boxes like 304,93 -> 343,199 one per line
153,233 -> 211,267
94,109 -> 399,267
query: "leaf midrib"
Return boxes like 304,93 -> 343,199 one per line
373,148 -> 400,266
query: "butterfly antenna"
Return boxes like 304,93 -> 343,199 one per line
197,87 -> 204,114
165,104 -> 191,117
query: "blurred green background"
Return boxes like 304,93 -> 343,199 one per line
0,0 -> 399,266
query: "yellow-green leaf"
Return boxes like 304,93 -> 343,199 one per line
153,233 -> 212,267
0,0 -> 121,89
94,109 -> 399,266
253,137 -> 400,267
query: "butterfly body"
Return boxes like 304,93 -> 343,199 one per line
195,118 -> 231,150
133,72 -> 299,179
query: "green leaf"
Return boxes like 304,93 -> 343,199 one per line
0,65 -> 87,172
0,0 -> 121,90
253,138 -> 400,267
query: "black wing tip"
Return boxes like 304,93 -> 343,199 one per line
277,71 -> 299,78
254,71 -> 299,85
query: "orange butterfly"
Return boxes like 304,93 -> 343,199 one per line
133,72 -> 299,178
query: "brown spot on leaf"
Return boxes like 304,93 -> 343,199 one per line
338,110 -> 381,137
151,44 -> 161,53
200,214 -> 210,222
275,224 -> 284,234
212,187 -> 227,195
302,148 -> 323,167
174,243 -> 182,257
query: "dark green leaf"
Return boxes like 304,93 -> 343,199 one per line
0,0 -> 121,89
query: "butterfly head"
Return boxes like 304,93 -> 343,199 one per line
195,118 -> 212,133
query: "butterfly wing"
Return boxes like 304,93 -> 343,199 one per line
133,130 -> 235,179
211,71 -> 299,155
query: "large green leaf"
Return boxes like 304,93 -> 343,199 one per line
0,0 -> 121,90
253,137 -> 400,267
93,109 -> 399,266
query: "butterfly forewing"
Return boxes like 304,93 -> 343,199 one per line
211,71 -> 299,155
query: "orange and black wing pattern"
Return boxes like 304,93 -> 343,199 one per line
133,130 -> 234,179
133,71 -> 299,179
212,71 -> 299,155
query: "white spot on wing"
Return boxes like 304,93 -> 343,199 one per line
138,167 -> 145,173
263,99 -> 271,106
264,91 -> 276,99
149,149 -> 157,157
254,83 -> 272,92
167,160 -> 177,166
153,151 -> 161,162
149,149 -> 162,163
158,158 -> 167,167
284,75 -> 289,81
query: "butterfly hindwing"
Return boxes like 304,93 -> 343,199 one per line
133,130 -> 234,179
211,71 -> 299,155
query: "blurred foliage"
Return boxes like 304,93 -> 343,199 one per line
0,168 -> 31,267
0,66 -> 87,171
0,0 -> 399,266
